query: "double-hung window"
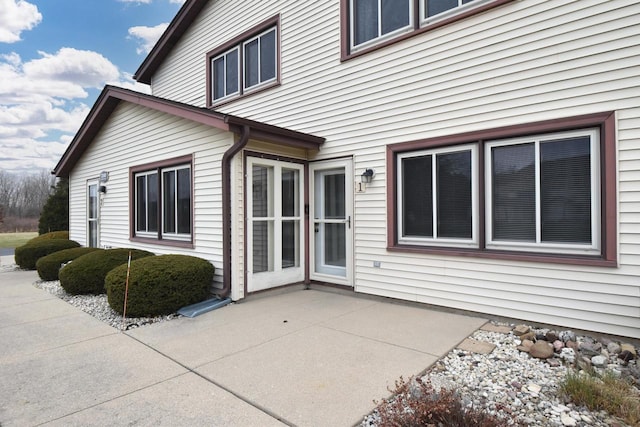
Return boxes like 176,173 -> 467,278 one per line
208,17 -> 279,105
132,156 -> 192,243
390,113 -> 616,265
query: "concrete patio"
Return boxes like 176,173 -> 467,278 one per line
0,259 -> 487,426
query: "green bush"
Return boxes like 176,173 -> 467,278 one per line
36,247 -> 101,281
106,254 -> 214,317
15,239 -> 81,270
28,231 -> 70,243
59,248 -> 155,295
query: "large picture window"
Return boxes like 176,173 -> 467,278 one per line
131,156 -> 192,244
388,113 -> 616,266
207,17 -> 279,105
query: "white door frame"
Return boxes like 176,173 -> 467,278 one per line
309,158 -> 354,286
87,180 -> 100,248
247,157 -> 305,292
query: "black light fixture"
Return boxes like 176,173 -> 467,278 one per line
98,185 -> 107,194
361,168 -> 374,184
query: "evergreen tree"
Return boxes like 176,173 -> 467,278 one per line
38,178 -> 69,234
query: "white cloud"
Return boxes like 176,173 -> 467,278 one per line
0,48 -> 141,173
128,23 -> 169,54
0,0 -> 42,43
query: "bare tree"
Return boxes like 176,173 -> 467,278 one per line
0,169 -> 55,218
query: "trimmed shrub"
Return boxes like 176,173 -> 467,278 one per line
59,248 -> 155,295
28,231 -> 70,243
14,239 -> 81,270
36,247 -> 101,281
106,254 -> 213,317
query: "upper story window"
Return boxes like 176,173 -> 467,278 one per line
351,0 -> 413,50
421,0 -> 493,23
388,112 -> 617,267
207,16 -> 280,106
343,0 -> 511,58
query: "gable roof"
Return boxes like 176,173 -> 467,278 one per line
52,85 -> 324,177
134,0 -> 207,84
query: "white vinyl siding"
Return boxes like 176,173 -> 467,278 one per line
146,0 -> 640,337
69,103 -> 233,287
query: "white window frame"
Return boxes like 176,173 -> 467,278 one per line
242,27 -> 278,92
485,129 -> 601,255
397,144 -> 478,247
161,164 -> 192,242
134,170 -> 158,238
420,0 -> 492,26
350,0 -> 414,52
211,47 -> 240,102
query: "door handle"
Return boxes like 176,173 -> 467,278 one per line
346,216 -> 351,229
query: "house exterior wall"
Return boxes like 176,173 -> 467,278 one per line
149,0 -> 640,337
68,102 -> 233,286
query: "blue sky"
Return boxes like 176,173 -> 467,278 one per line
0,0 -> 184,174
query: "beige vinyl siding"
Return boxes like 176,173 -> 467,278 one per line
68,102 -> 233,286
149,0 -> 640,336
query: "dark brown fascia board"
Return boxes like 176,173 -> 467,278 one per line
225,115 -> 325,150
53,85 -> 325,177
53,85 -> 230,177
134,0 -> 209,84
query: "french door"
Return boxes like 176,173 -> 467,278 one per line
310,159 -> 353,286
247,158 -> 305,292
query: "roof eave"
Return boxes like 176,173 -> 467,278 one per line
133,0 -> 209,84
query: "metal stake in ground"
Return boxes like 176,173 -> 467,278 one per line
121,250 -> 132,331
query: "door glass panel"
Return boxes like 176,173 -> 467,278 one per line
314,167 -> 348,278
88,184 -> 98,248
282,168 -> 299,217
88,184 -> 97,219
324,223 -> 346,267
324,172 -> 345,219
253,165 -> 273,217
253,220 -> 273,273
282,220 -> 299,268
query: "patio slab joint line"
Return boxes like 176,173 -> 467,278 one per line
124,332 -> 296,427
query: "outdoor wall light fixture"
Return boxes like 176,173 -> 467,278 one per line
98,185 -> 107,194
361,168 -> 374,184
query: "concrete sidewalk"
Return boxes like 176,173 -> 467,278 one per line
0,257 -> 487,426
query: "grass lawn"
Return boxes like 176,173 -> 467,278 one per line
0,232 -> 38,248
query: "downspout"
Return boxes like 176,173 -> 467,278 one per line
217,124 -> 251,298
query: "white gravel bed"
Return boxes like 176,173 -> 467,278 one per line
33,278 -> 181,330
363,326 -> 635,427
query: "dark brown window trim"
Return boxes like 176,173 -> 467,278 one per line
129,154 -> 195,247
340,0 -> 513,62
387,111 -> 617,267
206,15 -> 281,108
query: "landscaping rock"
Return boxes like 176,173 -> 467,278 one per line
529,341 -> 554,359
513,324 -> 530,336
